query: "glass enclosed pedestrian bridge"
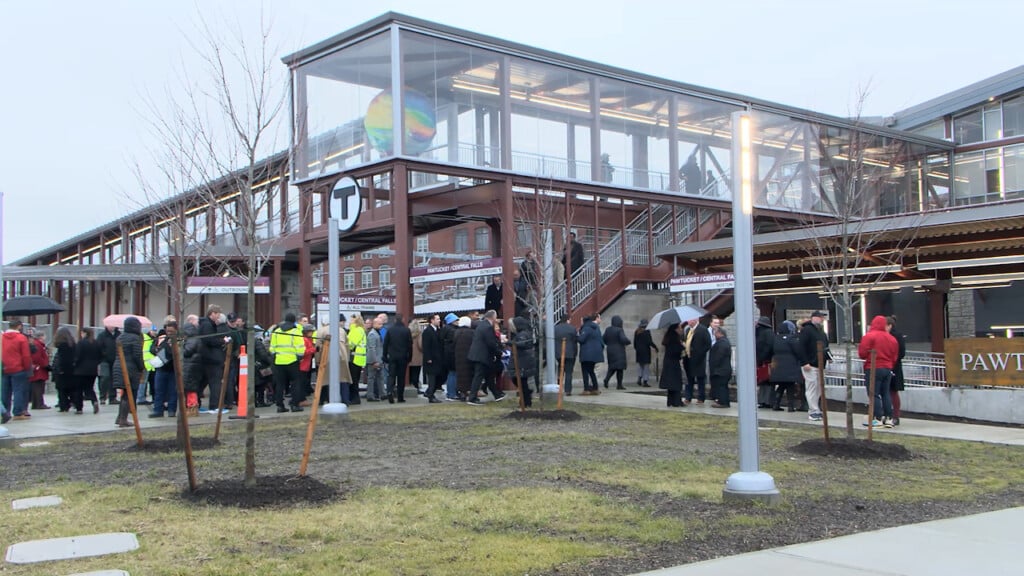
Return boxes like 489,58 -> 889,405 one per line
286,12 -> 955,219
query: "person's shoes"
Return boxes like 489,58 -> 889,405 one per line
198,407 -> 210,414
428,396 -> 442,404
863,418 -> 883,427
603,381 -> 609,389
797,405 -> 809,412
276,406 -> 289,413
138,400 -> 152,406
494,394 -> 507,402
592,389 -> 601,395
167,411 -> 176,418
397,397 -> 406,403
290,405 -> 304,412
148,412 -> 165,418
882,417 -> 894,428
37,405 -> 51,410
808,412 -> 823,421
444,396 -> 459,402
710,402 -> 729,408
892,417 -> 900,426
116,420 -> 132,428
788,407 -> 797,412
387,394 -> 395,405
1,412 -> 10,424
696,400 -> 704,405
299,400 -> 312,407
92,401 -> 100,414
13,414 -> 31,421
221,408 -> 231,414
466,397 -> 482,406
565,391 -> 572,396
75,409 -> 84,415
616,385 -> 626,390
366,397 -> 380,402
58,408 -> 69,413
772,406 -> 784,412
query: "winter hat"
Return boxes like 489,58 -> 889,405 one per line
458,316 -> 471,327
444,313 -> 458,325
781,320 -> 797,334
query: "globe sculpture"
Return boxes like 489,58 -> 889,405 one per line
364,88 -> 437,155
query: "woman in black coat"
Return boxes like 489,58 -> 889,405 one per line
633,320 -> 658,387
659,323 -> 686,407
755,317 -> 775,408
510,316 -> 536,407
112,316 -> 145,427
73,328 -> 102,414
52,326 -> 78,413
767,320 -> 803,412
453,319 -> 475,400
602,315 -> 631,390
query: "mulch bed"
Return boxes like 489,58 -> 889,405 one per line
126,436 -> 222,453
505,409 -> 582,421
182,474 -> 340,508
791,437 -> 914,460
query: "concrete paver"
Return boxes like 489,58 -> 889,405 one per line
11,495 -> 63,510
5,532 -> 138,564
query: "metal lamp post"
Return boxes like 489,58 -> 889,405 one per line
723,111 -> 779,504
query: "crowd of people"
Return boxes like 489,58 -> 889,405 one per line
1,300 -> 907,429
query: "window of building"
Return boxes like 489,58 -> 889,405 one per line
954,109 -> 983,145
474,226 -> 490,251
362,250 -> 373,260
984,103 -> 1003,141
1004,96 -> 1024,138
517,223 -> 533,247
454,229 -> 468,252
343,267 -> 355,290
344,253 -> 355,261
416,235 -> 429,253
379,265 -> 392,287
361,266 -> 373,289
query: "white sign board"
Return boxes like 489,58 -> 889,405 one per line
330,176 -> 361,233
669,273 -> 735,293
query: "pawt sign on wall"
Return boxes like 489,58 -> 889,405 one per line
944,338 -> 1024,387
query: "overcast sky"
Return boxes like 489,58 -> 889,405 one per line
2,0 -> 1020,264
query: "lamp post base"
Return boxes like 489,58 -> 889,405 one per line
319,403 -> 349,416
723,471 -> 780,505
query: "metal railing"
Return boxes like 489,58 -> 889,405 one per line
825,348 -> 949,389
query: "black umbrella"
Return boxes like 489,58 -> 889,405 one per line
647,304 -> 708,329
2,295 -> 65,317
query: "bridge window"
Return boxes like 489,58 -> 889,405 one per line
474,227 -> 490,251
343,267 -> 355,290
361,266 -> 373,289
454,230 -> 468,252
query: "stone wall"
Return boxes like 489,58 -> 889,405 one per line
946,290 -> 975,338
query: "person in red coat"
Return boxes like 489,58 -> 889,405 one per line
858,315 -> 899,427
298,324 -> 317,406
28,331 -> 52,410
3,320 -> 35,421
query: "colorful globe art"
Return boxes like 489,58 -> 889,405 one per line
364,88 -> 437,155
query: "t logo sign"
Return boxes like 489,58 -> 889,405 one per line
330,176 -> 361,232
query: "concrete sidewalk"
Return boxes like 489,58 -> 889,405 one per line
634,506 -> 1024,576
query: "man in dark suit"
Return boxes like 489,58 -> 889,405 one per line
562,232 -> 585,279
553,314 -> 579,395
685,314 -> 712,405
466,310 -> 506,405
421,314 -> 445,403
382,314 -> 412,403
484,275 -> 503,314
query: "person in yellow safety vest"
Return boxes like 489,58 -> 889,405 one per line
139,327 -> 157,405
347,313 -> 366,405
269,312 -> 307,413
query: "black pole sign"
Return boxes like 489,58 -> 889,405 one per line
331,176 -> 361,232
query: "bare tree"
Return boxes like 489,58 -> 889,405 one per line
128,9 -> 293,485
782,90 -> 928,439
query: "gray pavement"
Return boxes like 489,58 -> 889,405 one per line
3,385 -> 1023,576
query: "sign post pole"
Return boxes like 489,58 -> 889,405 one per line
322,176 -> 361,416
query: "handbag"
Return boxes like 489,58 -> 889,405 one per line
149,347 -> 169,368
756,363 -> 770,383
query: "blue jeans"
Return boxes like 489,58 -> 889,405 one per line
446,370 -> 457,398
152,370 -> 178,415
2,370 -> 31,416
865,368 -> 893,419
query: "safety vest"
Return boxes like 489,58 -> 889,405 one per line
348,324 -> 367,367
143,333 -> 156,371
269,325 -> 305,365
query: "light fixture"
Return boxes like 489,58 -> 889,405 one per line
753,273 -> 789,283
801,264 -> 902,279
917,254 -> 1024,271
954,272 -> 1024,285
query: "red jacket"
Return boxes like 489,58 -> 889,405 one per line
2,330 -> 32,374
858,316 -> 898,370
299,336 -> 316,372
29,337 -> 51,382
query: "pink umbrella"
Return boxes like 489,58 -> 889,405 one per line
103,314 -> 155,331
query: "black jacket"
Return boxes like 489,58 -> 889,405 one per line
484,282 -> 503,314
563,240 -> 584,273
688,322 -> 712,379
797,321 -> 830,368
439,322 -> 458,373
96,327 -> 120,365
553,321 -> 579,360
633,328 -> 657,365
383,320 -> 412,364
421,324 -> 444,375
755,323 -> 775,366
768,333 -> 803,384
73,337 -> 102,377
709,336 -> 733,379
198,316 -> 228,367
150,330 -> 177,373
511,316 -> 536,379
602,316 -> 631,370
468,320 -> 502,365
112,317 -> 145,390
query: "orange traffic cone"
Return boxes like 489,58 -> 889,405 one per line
230,345 -> 258,419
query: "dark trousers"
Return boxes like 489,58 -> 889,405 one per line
424,371 -> 444,398
667,389 -> 683,407
409,365 -> 422,391
685,375 -> 706,402
73,374 -> 98,411
203,363 -> 230,410
580,361 -> 598,391
348,363 -> 363,405
866,368 -> 893,419
99,363 -> 116,402
30,379 -> 48,409
710,375 -> 730,406
56,373 -> 75,411
272,362 -> 303,407
387,360 -> 409,401
152,370 -> 178,415
603,368 -> 624,388
470,361 -> 501,398
560,356 -> 576,394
